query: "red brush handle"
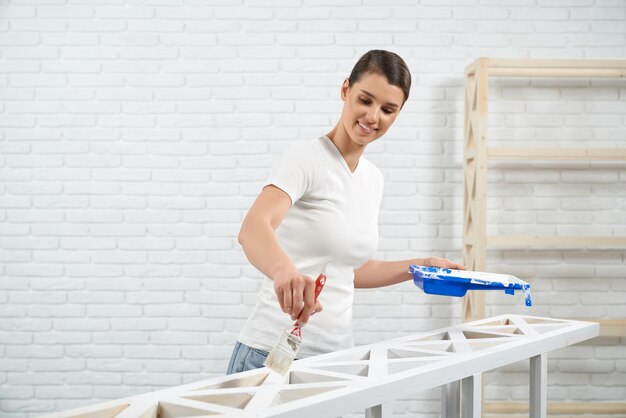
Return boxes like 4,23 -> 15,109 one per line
313,273 -> 326,301
290,273 -> 326,335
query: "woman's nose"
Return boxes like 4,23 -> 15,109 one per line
365,107 -> 379,123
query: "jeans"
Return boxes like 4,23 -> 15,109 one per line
226,341 -> 269,375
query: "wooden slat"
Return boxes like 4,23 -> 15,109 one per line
465,148 -> 477,160
487,147 -> 626,161
589,319 -> 626,337
462,57 -> 490,322
463,235 -> 476,246
49,403 -> 130,418
485,415 -> 626,418
479,58 -> 626,77
489,67 -> 626,78
487,58 -> 626,69
554,319 -> 626,337
465,58 -> 483,75
114,402 -> 158,418
463,58 -> 626,77
487,235 -> 626,249
485,401 -> 626,415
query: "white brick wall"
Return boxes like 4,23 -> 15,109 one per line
1,1 -> 625,416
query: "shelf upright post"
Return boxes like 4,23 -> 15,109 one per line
463,57 -> 490,322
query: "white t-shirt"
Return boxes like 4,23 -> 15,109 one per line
238,135 -> 384,357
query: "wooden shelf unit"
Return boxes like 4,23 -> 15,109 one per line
462,57 -> 626,417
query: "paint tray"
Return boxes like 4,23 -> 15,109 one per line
409,265 -> 532,306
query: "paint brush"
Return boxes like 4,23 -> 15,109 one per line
264,273 -> 326,375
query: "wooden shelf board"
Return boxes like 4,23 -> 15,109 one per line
485,401 -> 626,415
465,57 -> 626,77
485,415 -> 626,418
487,58 -> 626,69
487,235 -> 626,249
489,67 -> 626,78
582,319 -> 626,338
487,147 -> 626,161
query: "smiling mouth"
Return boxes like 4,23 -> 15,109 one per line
357,121 -> 374,134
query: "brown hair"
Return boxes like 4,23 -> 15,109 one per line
348,50 -> 412,106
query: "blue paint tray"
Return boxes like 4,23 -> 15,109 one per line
409,265 -> 532,306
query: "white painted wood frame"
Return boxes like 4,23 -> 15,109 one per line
44,315 -> 598,418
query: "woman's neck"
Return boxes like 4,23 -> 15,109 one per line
326,124 -> 365,173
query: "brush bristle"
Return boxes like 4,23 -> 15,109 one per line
264,331 -> 301,375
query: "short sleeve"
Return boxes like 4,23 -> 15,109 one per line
263,140 -> 318,206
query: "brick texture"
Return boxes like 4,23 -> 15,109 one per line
0,1 -> 625,417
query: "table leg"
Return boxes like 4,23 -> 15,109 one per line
441,381 -> 460,418
461,373 -> 482,418
530,353 -> 547,418
365,403 -> 391,418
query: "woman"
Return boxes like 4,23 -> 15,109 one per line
227,50 -> 465,375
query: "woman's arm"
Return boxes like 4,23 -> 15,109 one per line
353,257 -> 466,289
238,185 -> 321,324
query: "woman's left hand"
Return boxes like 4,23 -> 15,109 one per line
424,257 -> 466,270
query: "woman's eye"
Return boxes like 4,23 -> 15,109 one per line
359,98 -> 370,105
382,108 -> 393,115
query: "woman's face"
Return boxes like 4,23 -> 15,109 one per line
340,72 -> 405,147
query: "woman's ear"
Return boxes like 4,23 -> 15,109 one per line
340,78 -> 350,101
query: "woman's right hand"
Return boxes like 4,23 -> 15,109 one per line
273,269 -> 323,325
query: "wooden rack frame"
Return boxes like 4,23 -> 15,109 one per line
462,57 -> 626,416
44,315 -> 598,418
